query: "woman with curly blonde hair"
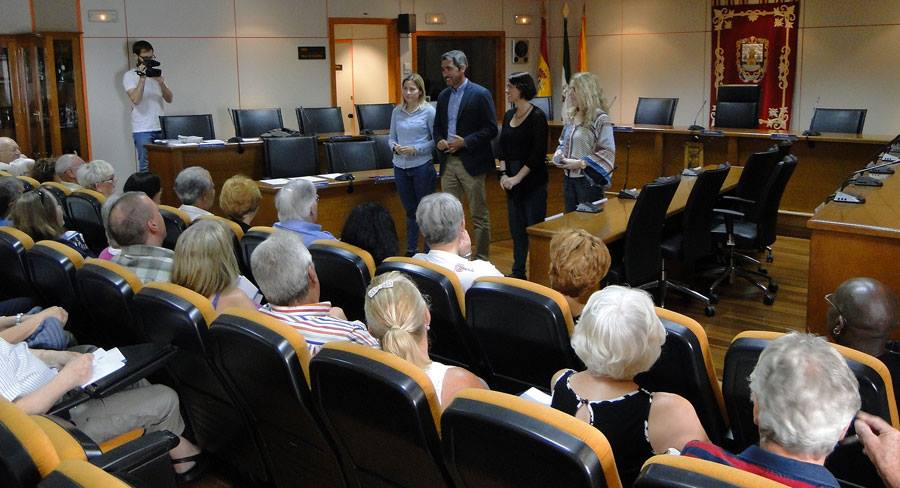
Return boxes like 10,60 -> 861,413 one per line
551,72 -> 616,212
548,228 -> 611,319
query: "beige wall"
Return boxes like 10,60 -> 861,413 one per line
14,0 -> 888,181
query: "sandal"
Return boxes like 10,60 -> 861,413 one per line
171,452 -> 209,484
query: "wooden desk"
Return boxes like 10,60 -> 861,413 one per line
526,166 -> 743,286
806,170 -> 900,337
253,166 -> 567,244
549,123 -> 892,228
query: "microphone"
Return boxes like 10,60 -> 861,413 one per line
831,159 -> 900,204
802,97 -> 821,137
688,99 -> 707,131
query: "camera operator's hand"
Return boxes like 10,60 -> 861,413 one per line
135,62 -> 147,77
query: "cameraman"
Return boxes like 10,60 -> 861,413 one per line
123,40 -> 173,172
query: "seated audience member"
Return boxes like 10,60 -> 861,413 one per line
0,338 -> 205,480
107,191 -> 173,283
365,272 -> 486,407
827,277 -> 900,409
97,193 -> 121,260
54,153 -> 85,190
251,230 -> 378,356
413,192 -> 501,290
341,202 -> 399,265
0,137 -> 35,176
0,175 -> 24,226
123,171 -> 162,204
11,189 -> 92,257
551,285 -> 709,487
31,157 -> 58,183
172,220 -> 257,312
273,179 -> 335,246
219,174 -> 261,232
548,228 -> 611,319
75,159 -> 117,197
855,411 -> 900,488
173,166 -> 214,221
683,333 -> 861,488
0,305 -> 69,350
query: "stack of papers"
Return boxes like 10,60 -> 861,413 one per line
260,178 -> 289,185
81,347 -> 126,388
519,387 -> 552,405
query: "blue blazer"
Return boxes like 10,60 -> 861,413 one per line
433,80 -> 498,177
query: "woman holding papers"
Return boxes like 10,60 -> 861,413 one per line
389,73 -> 437,256
551,72 -> 616,212
497,72 -> 549,279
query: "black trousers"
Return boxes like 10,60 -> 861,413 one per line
507,184 -> 548,278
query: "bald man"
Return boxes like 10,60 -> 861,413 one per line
54,153 -> 85,190
107,191 -> 172,284
828,277 -> 900,408
0,137 -> 35,176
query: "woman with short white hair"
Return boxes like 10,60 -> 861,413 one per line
550,285 -> 708,486
76,159 -> 116,197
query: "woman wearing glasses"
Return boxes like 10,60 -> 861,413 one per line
76,160 -> 117,197
11,188 -> 93,257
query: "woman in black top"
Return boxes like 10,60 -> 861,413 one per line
497,72 -> 549,279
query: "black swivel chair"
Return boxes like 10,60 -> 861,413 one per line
714,84 -> 760,129
371,134 -> 394,169
634,97 -> 678,125
355,103 -> 394,133
530,96 -> 552,120
231,108 -> 283,138
809,108 -> 867,134
659,164 -> 730,316
709,156 -> 797,304
606,176 -> 681,302
159,114 -> 215,140
263,136 -> 318,178
296,107 -> 345,135
732,146 -> 783,205
325,140 -> 378,173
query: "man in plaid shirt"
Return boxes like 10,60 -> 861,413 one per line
108,191 -> 174,284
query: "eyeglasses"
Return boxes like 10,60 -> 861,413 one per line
825,293 -> 846,336
101,175 -> 116,184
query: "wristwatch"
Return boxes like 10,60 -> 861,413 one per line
15,313 -> 23,326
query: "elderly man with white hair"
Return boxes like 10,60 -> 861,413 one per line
273,179 -> 335,246
413,192 -> 501,290
683,333 -> 861,487
173,166 -> 214,221
54,153 -> 85,189
0,137 -> 35,176
252,230 -> 378,356
76,160 -> 117,197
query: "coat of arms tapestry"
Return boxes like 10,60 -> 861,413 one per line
710,0 -> 799,130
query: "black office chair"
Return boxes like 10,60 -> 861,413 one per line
659,164 -> 730,315
159,114 -> 215,140
714,84 -> 760,129
709,156 -> 797,304
231,108 -> 283,138
606,176 -> 681,302
65,189 -> 108,255
809,108 -> 867,134
263,136 -> 318,178
530,96 -> 552,120
732,146 -> 782,205
324,140 -> 377,173
355,103 -> 394,133
371,134 -> 394,169
634,97 -> 678,125
296,107 -> 345,135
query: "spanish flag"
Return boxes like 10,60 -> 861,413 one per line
536,1 -> 552,97
577,4 -> 587,72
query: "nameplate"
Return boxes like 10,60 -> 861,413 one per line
298,46 -> 326,60
700,130 -> 724,137
769,133 -> 797,141
613,126 -> 634,133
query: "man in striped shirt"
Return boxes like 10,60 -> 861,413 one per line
251,229 -> 378,356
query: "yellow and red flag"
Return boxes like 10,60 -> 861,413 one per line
577,4 -> 587,72
536,1 -> 552,97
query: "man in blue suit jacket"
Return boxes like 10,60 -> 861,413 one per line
433,50 -> 498,260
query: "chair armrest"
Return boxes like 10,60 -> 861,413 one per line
84,343 -> 176,398
712,208 -> 744,219
721,195 -> 755,205
89,430 -> 178,473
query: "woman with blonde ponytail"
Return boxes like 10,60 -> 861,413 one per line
364,272 -> 487,407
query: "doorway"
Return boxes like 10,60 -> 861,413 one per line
328,18 -> 399,134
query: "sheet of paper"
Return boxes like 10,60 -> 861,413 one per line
519,387 -> 552,405
260,178 -> 289,185
82,347 -> 126,388
293,176 -> 327,182
240,137 -> 261,143
319,173 -> 343,179
237,275 -> 264,305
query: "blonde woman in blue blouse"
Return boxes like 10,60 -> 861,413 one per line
551,72 -> 616,212
389,73 -> 437,255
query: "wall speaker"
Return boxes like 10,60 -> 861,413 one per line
398,14 -> 416,34
512,39 -> 529,64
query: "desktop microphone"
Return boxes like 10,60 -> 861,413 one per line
802,96 -> 821,137
688,99 -> 707,131
831,159 -> 900,204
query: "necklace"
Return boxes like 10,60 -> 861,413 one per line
512,104 -> 532,125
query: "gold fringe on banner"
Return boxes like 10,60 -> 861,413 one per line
713,0 -> 797,5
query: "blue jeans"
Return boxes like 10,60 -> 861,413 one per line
394,163 -> 437,253
133,130 -> 161,172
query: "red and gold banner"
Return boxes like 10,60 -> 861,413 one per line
710,0 -> 799,130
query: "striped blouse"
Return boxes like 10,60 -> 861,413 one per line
552,109 -> 616,184
0,339 -> 58,402
259,302 -> 380,356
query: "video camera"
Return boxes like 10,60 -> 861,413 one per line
138,58 -> 162,78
